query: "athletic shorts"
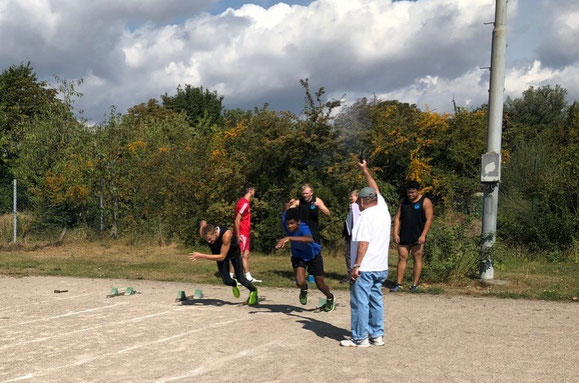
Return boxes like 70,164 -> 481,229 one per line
238,234 -> 250,253
399,242 -> 422,248
291,254 -> 324,276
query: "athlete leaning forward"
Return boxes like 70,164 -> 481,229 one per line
275,206 -> 335,312
189,220 -> 258,305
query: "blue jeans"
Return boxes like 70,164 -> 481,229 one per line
350,270 -> 388,341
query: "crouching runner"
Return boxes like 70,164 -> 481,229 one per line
189,220 -> 258,305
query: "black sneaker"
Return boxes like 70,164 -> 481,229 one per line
389,283 -> 403,292
299,288 -> 308,305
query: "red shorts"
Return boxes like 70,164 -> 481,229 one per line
238,234 -> 250,253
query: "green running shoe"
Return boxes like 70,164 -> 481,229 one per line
324,296 -> 335,312
232,284 -> 240,298
248,289 -> 258,305
299,288 -> 308,305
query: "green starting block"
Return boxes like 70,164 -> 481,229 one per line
317,297 -> 327,308
107,287 -> 120,298
176,289 -> 203,302
107,287 -> 137,298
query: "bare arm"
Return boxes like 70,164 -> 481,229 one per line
190,230 -> 232,262
418,198 -> 434,244
359,160 -> 379,194
286,198 -> 299,210
314,197 -> 330,216
234,213 -> 242,237
276,234 -> 314,249
393,200 -> 402,244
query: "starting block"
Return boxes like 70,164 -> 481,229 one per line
107,287 -> 137,298
175,289 -> 203,302
317,297 -> 327,309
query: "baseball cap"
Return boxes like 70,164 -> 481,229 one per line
359,187 -> 377,198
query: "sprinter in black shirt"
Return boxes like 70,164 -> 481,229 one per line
189,220 -> 258,305
390,181 -> 433,293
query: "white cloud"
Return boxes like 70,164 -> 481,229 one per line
375,59 -> 579,113
0,0 -> 577,122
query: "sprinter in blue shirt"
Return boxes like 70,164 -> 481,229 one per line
275,207 -> 335,311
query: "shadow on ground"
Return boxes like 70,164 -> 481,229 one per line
286,312 -> 349,341
179,298 -> 239,306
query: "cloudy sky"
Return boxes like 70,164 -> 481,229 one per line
1,0 -> 578,122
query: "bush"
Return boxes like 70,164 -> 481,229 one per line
422,215 -> 479,282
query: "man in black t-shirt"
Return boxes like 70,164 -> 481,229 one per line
189,220 -> 258,305
390,181 -> 433,292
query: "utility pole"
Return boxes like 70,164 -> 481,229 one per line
481,0 -> 508,280
13,179 -> 17,243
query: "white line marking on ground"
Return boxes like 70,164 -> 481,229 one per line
156,341 -> 283,382
1,318 -> 240,382
0,308 -> 187,351
17,302 -> 129,325
2,374 -> 33,383
54,293 -> 92,300
0,293 -> 92,313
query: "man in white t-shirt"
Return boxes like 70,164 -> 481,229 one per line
340,160 -> 391,348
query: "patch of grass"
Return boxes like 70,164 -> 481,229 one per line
1,241 -> 578,302
414,286 -> 445,295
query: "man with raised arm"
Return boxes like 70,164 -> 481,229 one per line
340,160 -> 391,347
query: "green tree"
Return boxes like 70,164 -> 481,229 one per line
0,62 -> 60,211
161,84 -> 224,129
12,81 -> 93,229
504,85 -> 568,149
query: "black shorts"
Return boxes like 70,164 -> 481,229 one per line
291,254 -> 324,276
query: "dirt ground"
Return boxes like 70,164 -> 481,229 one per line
0,275 -> 577,383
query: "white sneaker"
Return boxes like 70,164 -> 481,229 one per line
370,336 -> 384,346
340,338 -> 370,348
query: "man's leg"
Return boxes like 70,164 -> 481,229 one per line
242,250 -> 250,274
344,241 -> 352,275
240,235 -> 260,282
232,253 -> 256,292
309,255 -> 332,298
217,260 -> 236,287
411,244 -> 425,287
350,272 -> 372,341
368,270 -> 388,340
294,262 -> 308,305
295,266 -> 307,289
396,245 -> 410,285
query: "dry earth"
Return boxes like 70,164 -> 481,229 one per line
0,276 -> 577,383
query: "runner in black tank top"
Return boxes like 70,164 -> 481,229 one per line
298,196 -> 321,244
293,184 -> 331,245
399,195 -> 427,245
391,181 -> 434,293
189,221 -> 257,304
